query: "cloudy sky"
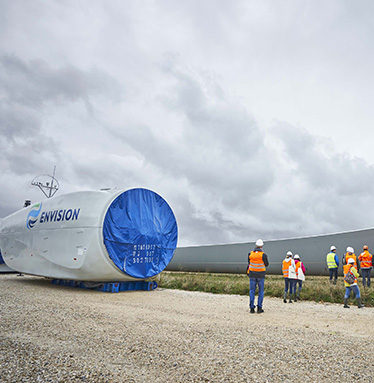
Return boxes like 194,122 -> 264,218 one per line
1,0 -> 374,246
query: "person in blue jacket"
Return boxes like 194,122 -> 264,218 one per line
326,245 -> 339,284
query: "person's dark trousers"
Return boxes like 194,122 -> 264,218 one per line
249,277 -> 265,309
290,279 -> 297,295
361,268 -> 372,287
329,268 -> 338,284
296,280 -> 302,293
284,277 -> 290,295
284,277 -> 295,301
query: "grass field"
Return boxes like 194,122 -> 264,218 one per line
158,272 -> 374,307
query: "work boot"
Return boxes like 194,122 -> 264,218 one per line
357,298 -> 365,308
296,292 -> 301,301
344,298 -> 350,308
250,307 -> 255,314
283,292 -> 287,303
257,307 -> 264,314
288,296 -> 293,303
333,279 -> 337,285
293,293 -> 297,302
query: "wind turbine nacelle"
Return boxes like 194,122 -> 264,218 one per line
0,188 -> 178,281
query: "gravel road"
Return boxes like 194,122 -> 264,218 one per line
1,274 -> 373,382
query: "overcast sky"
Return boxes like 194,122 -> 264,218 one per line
1,0 -> 374,246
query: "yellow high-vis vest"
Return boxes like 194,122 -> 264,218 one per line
326,252 -> 337,269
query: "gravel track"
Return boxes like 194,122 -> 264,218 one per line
1,274 -> 373,382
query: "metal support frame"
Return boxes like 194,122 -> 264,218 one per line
51,279 -> 158,293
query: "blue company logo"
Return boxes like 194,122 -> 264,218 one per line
39,208 -> 80,224
26,203 -> 42,229
26,204 -> 81,230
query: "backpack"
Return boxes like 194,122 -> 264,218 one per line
344,270 -> 355,284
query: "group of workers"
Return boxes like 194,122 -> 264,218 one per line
246,240 -> 373,313
282,250 -> 305,303
326,244 -> 373,308
326,245 -> 373,287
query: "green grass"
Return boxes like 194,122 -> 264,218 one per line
158,272 -> 374,307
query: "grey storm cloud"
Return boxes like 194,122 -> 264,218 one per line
274,123 -> 374,196
0,103 -> 40,141
108,63 -> 274,196
0,54 -> 122,217
266,123 -> 374,237
0,55 -> 121,109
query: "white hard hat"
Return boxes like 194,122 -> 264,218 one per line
286,251 -> 293,256
330,245 -> 336,251
346,247 -> 354,253
294,254 -> 300,259
348,258 -> 355,264
255,239 -> 264,247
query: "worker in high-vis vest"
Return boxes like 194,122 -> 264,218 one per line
343,247 -> 358,269
358,245 -> 373,287
282,251 -> 296,303
343,258 -> 364,308
326,245 -> 339,285
246,239 -> 269,314
294,254 -> 305,300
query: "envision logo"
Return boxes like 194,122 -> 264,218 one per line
39,208 -> 80,223
26,203 -> 42,229
26,204 -> 81,229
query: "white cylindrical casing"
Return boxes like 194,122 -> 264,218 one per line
0,189 -> 178,281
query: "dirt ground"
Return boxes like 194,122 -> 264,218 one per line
1,274 -> 373,382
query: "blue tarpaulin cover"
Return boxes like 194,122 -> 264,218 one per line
103,188 -> 178,279
0,250 -> 4,264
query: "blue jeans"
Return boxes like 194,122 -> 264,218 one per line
284,278 -> 296,295
296,280 -> 303,292
344,285 -> 361,299
249,277 -> 265,309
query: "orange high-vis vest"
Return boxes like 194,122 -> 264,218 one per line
248,251 -> 266,273
359,250 -> 373,268
343,264 -> 357,285
345,253 -> 357,268
295,261 -> 301,277
282,259 -> 292,278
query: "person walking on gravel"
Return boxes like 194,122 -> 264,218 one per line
343,258 -> 364,308
246,239 -> 269,314
282,251 -> 296,303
